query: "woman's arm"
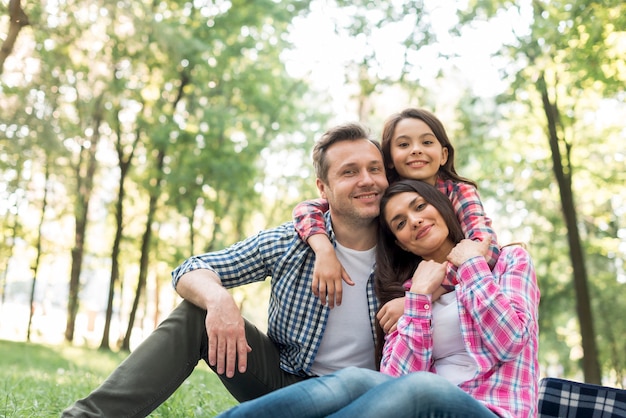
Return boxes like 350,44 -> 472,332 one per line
451,244 -> 540,363
379,293 -> 434,377
379,261 -> 447,376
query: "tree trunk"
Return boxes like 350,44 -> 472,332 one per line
65,97 -> 104,342
537,72 -> 602,384
121,148 -> 165,351
0,0 -> 30,74
27,159 -> 50,341
188,212 -> 196,256
100,119 -> 139,350
0,212 -> 19,309
121,71 -> 187,350
99,166 -> 125,350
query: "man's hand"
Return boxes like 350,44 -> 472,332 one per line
176,269 -> 251,377
204,297 -> 251,377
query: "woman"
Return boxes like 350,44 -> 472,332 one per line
218,179 -> 540,418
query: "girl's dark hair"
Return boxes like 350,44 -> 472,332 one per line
380,108 -> 476,188
374,179 -> 465,366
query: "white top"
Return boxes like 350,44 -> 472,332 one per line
432,290 -> 478,385
310,242 -> 376,376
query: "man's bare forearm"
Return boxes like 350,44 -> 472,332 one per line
176,269 -> 231,310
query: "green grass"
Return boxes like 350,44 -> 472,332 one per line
0,339 -> 238,417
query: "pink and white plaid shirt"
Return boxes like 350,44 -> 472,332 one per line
380,246 -> 540,418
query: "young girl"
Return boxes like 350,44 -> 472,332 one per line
293,108 -> 500,314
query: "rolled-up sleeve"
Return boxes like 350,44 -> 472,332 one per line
171,222 -> 297,289
380,292 -> 434,377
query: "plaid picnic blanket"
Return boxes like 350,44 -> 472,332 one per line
538,377 -> 626,417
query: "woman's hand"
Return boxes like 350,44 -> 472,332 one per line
409,260 -> 447,295
447,237 -> 490,267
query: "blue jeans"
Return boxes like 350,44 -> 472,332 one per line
218,367 -> 498,418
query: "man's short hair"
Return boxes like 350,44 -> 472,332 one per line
312,122 -> 382,183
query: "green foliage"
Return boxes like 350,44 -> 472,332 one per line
2,0 -> 625,388
0,339 -> 236,417
1,0 -> 326,344
453,0 -> 626,382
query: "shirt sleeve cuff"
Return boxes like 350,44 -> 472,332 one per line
404,292 -> 433,319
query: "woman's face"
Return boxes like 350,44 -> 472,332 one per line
388,118 -> 448,186
383,191 -> 455,262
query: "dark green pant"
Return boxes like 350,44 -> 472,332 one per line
61,300 -> 307,417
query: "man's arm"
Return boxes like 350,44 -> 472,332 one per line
172,223 -> 294,377
176,269 -> 251,378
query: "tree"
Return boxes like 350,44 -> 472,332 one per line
26,156 -> 51,341
456,0 -> 626,383
535,69 -> 600,382
65,95 -> 106,342
0,0 -> 30,74
100,0 -> 321,347
99,105 -> 141,350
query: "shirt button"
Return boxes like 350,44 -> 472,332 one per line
424,304 -> 430,310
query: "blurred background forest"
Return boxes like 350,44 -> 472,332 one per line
0,0 -> 624,387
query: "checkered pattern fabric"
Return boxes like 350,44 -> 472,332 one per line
538,377 -> 626,417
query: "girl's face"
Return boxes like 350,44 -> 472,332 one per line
388,118 -> 448,185
384,191 -> 454,263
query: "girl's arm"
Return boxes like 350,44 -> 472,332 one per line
448,182 -> 499,268
292,198 -> 352,308
440,181 -> 500,287
293,198 -> 329,241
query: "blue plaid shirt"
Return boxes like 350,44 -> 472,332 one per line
171,212 -> 380,377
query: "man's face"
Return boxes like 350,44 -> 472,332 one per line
317,139 -> 389,224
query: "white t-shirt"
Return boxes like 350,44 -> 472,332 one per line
310,242 -> 376,376
432,290 -> 478,385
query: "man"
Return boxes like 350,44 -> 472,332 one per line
62,122 -> 389,417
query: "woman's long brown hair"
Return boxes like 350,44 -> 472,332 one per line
374,179 -> 465,367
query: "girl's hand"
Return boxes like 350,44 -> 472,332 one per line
312,252 -> 352,309
308,235 -> 353,309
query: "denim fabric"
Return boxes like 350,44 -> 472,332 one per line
218,367 -> 497,418
218,367 -> 388,418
